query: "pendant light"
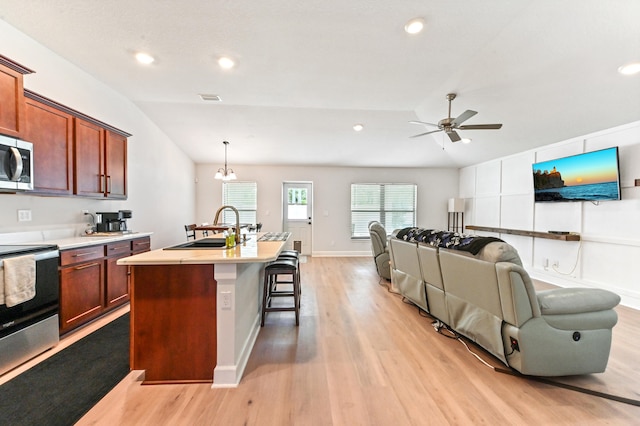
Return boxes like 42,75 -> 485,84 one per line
214,140 -> 237,181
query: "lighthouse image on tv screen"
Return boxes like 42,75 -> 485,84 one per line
532,147 -> 621,202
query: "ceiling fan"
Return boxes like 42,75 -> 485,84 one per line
410,93 -> 502,142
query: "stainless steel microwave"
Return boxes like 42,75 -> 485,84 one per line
0,134 -> 34,191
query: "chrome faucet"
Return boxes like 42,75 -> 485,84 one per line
213,205 -> 241,238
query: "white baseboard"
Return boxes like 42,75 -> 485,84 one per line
312,251 -> 371,257
212,313 -> 261,388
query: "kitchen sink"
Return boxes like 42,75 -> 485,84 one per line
164,237 -> 228,250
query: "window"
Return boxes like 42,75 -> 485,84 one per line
222,181 -> 257,225
351,183 -> 417,238
287,187 -> 308,220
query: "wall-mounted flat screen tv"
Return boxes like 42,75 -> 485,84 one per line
532,147 -> 621,202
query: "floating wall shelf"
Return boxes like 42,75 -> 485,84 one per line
465,225 -> 581,241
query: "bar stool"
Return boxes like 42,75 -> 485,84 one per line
277,250 -> 301,293
278,250 -> 299,259
261,258 -> 300,326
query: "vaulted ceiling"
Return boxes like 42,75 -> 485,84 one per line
1,0 -> 639,168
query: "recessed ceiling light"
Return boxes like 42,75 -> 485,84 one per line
404,18 -> 425,34
135,52 -> 155,65
618,62 -> 640,75
461,138 -> 472,144
353,124 -> 364,132
218,57 -> 235,69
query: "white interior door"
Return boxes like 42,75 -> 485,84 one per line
283,182 -> 312,255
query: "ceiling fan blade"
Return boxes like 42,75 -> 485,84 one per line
446,130 -> 461,142
409,120 -> 438,127
451,110 -> 477,127
459,124 -> 503,130
410,129 -> 442,138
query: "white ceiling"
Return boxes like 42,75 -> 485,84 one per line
1,0 -> 639,168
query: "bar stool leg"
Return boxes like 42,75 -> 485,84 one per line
261,269 -> 270,326
294,272 -> 300,326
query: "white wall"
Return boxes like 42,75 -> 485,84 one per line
460,121 -> 640,309
0,20 -> 195,249
196,164 -> 459,255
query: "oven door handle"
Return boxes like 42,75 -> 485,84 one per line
34,250 -> 59,262
0,250 -> 59,268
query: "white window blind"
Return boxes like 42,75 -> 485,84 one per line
351,183 -> 417,238
222,181 -> 257,225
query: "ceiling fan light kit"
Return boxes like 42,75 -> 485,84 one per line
410,93 -> 503,142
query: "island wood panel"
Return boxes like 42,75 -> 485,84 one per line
130,264 -> 217,384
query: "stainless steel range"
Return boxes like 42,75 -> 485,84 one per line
0,244 -> 60,375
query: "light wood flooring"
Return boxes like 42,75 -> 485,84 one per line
4,257 -> 639,425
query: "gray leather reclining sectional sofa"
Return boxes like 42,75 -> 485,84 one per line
388,228 -> 621,376
368,221 -> 391,280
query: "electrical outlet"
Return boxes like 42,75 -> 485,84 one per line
543,258 -> 549,268
221,291 -> 232,310
17,209 -> 32,222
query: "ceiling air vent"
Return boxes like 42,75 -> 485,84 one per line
199,94 -> 222,102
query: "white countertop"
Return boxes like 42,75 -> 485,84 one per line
0,230 -> 153,250
42,232 -> 153,250
117,234 -> 287,265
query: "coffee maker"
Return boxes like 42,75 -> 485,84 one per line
96,210 -> 132,232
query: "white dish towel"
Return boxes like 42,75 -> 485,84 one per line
2,254 -> 36,307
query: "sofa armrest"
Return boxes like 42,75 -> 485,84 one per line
537,288 -> 620,315
537,288 -> 620,331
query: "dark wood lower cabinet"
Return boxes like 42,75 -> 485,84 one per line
59,236 -> 150,334
105,256 -> 129,307
59,260 -> 104,331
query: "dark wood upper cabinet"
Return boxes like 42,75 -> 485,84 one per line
74,117 -> 106,198
0,55 -> 33,138
1,55 -> 131,200
24,94 -> 74,195
105,130 -> 127,199
74,120 -> 128,199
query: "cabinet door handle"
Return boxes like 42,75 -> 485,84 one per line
106,175 -> 111,194
109,245 -> 128,251
99,174 -> 105,193
73,251 -> 99,258
73,262 -> 100,270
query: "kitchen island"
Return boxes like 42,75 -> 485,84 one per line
117,233 -> 288,387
